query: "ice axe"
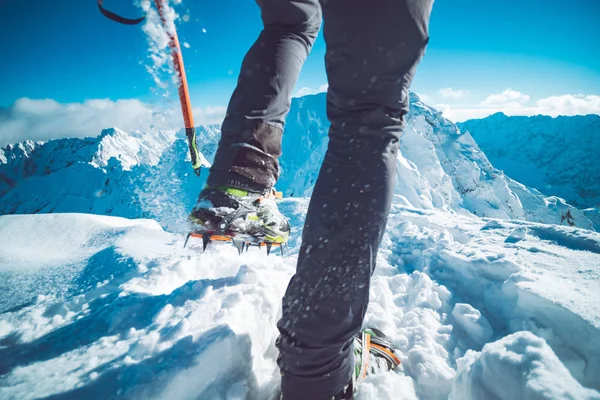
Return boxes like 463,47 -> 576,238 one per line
98,0 -> 209,176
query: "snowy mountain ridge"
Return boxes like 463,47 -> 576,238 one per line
0,93 -> 593,231
0,126 -> 180,192
458,112 -> 600,209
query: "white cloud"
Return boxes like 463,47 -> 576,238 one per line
193,105 -> 227,123
437,93 -> 600,122
0,98 -> 226,147
439,88 -> 467,99
293,84 -> 328,98
535,94 -> 600,116
481,89 -> 530,106
436,105 -> 505,122
433,103 -> 453,116
3,91 -> 596,146
415,93 -> 434,104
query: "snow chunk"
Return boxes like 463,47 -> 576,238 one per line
451,303 -> 493,346
0,213 -> 161,270
450,331 -> 600,400
506,227 -> 527,243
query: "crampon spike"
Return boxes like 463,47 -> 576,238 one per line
266,242 -> 272,256
202,233 -> 211,251
184,233 -> 191,248
280,243 -> 286,256
233,239 -> 244,255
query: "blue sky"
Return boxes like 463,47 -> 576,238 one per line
0,0 -> 599,142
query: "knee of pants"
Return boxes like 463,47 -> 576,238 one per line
259,0 -> 322,43
321,1 -> 430,122
325,42 -> 426,126
303,10 -> 322,42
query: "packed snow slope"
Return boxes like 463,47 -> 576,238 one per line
458,113 -> 600,218
0,93 -> 593,232
1,207 -> 600,399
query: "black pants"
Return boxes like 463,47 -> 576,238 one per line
206,0 -> 432,398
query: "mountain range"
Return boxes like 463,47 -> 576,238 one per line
1,93 -> 594,232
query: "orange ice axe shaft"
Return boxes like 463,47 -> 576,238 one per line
154,0 -> 206,175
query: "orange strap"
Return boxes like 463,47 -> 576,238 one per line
361,333 -> 371,380
371,343 -> 401,365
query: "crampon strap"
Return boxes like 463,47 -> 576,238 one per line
97,0 -> 145,25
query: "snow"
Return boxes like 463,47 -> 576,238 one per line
386,206 -> 600,389
450,332 -> 600,400
1,202 -> 599,399
140,0 -> 182,93
451,303 -> 493,347
0,211 -> 297,399
459,113 -> 600,210
585,207 -> 600,232
506,226 -> 527,243
1,93 -> 599,398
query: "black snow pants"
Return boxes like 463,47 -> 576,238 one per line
207,0 -> 432,398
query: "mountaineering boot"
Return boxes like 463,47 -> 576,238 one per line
352,328 -> 401,391
189,185 -> 290,247
279,328 -> 400,400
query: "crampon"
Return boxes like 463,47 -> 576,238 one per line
186,186 -> 290,255
353,328 -> 402,387
184,231 -> 288,255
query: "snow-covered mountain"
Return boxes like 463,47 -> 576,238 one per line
0,126 -> 218,232
0,93 -> 593,231
1,94 -> 599,399
458,113 -> 600,229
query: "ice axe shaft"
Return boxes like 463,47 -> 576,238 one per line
154,0 -> 204,176
98,0 -> 204,175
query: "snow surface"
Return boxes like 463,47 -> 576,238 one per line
1,204 -> 599,399
451,332 -> 600,400
459,113 -> 600,211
